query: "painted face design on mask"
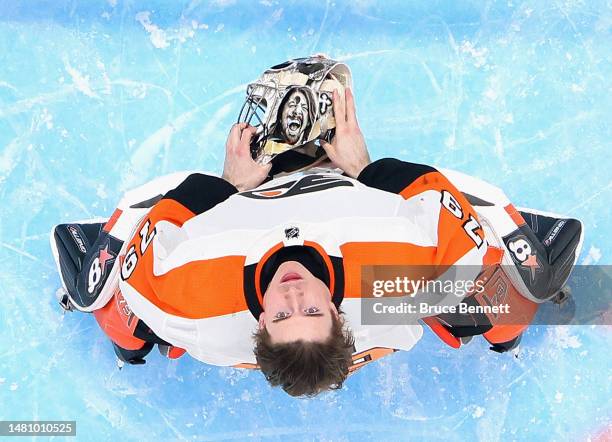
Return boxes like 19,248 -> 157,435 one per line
280,89 -> 310,145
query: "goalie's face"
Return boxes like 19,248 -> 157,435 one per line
280,89 -> 310,145
260,261 -> 338,344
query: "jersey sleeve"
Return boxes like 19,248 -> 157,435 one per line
358,158 -> 486,267
162,173 -> 238,215
124,172 -> 238,263
357,158 -> 437,194
136,172 -> 238,233
118,173 -> 238,312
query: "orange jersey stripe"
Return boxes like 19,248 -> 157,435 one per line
149,256 -> 247,318
435,203 -> 481,266
141,198 -> 195,228
401,171 -> 484,266
341,242 -> 437,298
103,209 -> 123,233
122,198 -> 248,319
398,171 -> 450,200
504,204 -> 527,227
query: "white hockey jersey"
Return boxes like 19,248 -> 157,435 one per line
106,159 -> 488,368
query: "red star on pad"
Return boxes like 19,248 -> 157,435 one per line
523,254 -> 540,279
98,245 -> 115,272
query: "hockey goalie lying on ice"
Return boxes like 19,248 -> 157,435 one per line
50,56 -> 583,397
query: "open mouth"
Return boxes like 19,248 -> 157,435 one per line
280,272 -> 303,283
287,117 -> 302,133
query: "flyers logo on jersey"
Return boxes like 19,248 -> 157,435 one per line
241,174 -> 353,199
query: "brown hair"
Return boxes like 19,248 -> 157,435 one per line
253,312 -> 355,397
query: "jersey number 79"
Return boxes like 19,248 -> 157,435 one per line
120,220 -> 156,280
441,190 -> 485,249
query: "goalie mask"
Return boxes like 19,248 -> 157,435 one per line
238,56 -> 352,173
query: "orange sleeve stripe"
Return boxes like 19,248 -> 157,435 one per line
504,204 -> 526,227
399,171 -> 477,223
147,198 -> 196,227
435,206 -> 479,266
103,209 -> 123,233
151,256 -> 247,318
341,242 -> 438,298
341,242 -> 437,266
127,246 -> 247,318
400,171 -> 483,266
122,198 -> 247,319
398,171 -> 450,200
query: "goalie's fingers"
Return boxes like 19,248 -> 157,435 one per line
345,88 -> 358,127
332,89 -> 346,129
238,125 -> 257,156
227,123 -> 247,151
239,125 -> 257,144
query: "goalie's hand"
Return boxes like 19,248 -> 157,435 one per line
321,88 -> 371,179
222,123 -> 271,191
